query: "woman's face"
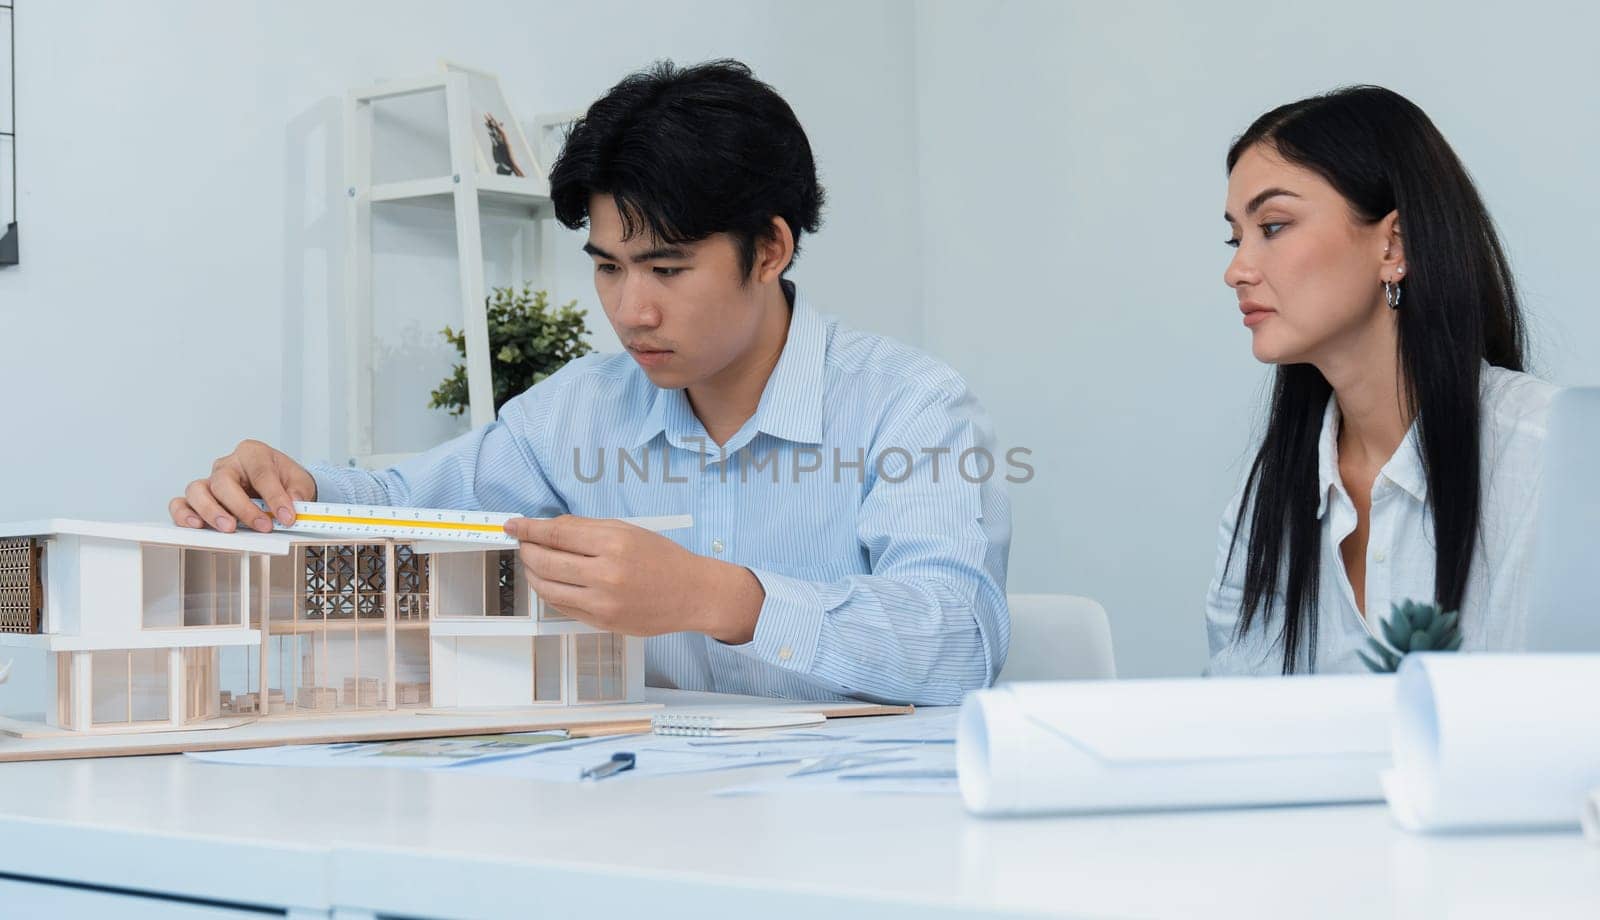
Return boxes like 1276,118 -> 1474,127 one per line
1223,142 -> 1401,366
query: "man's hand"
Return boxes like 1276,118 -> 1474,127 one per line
505,515 -> 765,643
169,439 -> 317,533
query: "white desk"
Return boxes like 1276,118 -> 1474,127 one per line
1,693 -> 1598,919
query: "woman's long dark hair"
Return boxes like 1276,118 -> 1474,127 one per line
1224,86 -> 1526,673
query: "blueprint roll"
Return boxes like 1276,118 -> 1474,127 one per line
957,675 -> 1394,817
1384,654 -> 1600,832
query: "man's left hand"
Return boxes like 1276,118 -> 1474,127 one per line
504,515 -> 764,644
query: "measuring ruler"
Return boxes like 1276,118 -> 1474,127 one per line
256,500 -> 693,547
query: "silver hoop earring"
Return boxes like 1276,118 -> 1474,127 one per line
1384,281 -> 1402,310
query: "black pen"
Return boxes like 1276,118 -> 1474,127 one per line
580,751 -> 636,781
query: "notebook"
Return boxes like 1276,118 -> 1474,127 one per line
651,710 -> 827,737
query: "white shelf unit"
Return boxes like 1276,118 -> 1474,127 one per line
343,72 -> 554,469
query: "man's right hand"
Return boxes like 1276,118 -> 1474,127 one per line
169,439 -> 317,533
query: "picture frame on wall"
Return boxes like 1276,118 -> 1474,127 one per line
439,60 -> 541,180
1,1 -> 17,266
531,109 -> 583,177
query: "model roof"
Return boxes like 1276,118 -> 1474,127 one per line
0,519 -> 299,554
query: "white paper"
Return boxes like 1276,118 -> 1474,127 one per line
714,743 -> 958,797
957,675 -> 1394,817
185,731 -> 580,771
1384,654 -> 1600,832
185,729 -> 825,782
183,711 -> 962,786
843,707 -> 959,744
456,732 -> 822,781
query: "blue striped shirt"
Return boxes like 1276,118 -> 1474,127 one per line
309,292 -> 1011,705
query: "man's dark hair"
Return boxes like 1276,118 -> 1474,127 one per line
549,59 -> 825,277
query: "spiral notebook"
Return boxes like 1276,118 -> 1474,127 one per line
651,710 -> 827,737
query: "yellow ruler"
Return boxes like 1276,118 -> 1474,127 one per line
258,500 -> 692,546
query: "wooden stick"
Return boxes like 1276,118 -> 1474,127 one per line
0,702 -> 916,762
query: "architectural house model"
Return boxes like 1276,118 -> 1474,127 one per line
0,520 -> 643,735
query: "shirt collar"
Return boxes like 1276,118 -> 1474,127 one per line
1315,393 -> 1428,519
630,384 -> 695,450
1381,421 -> 1428,503
746,291 -> 827,446
1316,395 -> 1340,520
630,286 -> 828,450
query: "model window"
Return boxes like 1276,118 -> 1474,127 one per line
0,537 -> 43,634
90,649 -> 170,725
181,549 -> 244,626
434,549 -> 527,618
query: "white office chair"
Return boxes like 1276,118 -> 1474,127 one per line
997,593 -> 1116,682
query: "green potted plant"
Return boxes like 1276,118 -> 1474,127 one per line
429,285 -> 591,417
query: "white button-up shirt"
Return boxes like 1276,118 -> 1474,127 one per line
1206,365 -> 1560,675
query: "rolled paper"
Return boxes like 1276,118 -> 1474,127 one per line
1583,788 -> 1600,844
958,675 -> 1393,817
1384,654 -> 1600,832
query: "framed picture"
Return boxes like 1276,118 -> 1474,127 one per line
2,2 -> 17,266
439,60 -> 541,180
531,109 -> 584,175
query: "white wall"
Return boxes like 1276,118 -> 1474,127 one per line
3,0 -> 1598,690
0,0 -> 922,510
914,0 -> 1600,677
0,0 -> 922,714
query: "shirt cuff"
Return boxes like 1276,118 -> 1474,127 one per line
305,464 -> 384,507
739,567 -> 827,674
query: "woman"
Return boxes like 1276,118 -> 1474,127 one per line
1206,86 -> 1559,675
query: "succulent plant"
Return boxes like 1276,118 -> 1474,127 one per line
1359,599 -> 1463,673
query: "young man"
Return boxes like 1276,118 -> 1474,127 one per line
169,60 -> 1010,705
